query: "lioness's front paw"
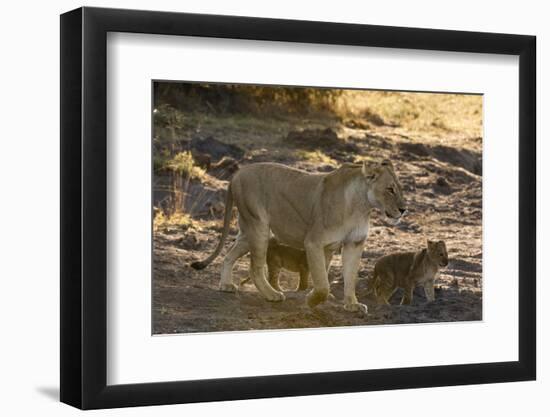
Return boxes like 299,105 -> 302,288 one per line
307,288 -> 330,308
219,283 -> 238,293
265,290 -> 286,302
344,302 -> 368,315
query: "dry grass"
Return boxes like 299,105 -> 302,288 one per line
153,210 -> 200,232
294,150 -> 337,165
337,90 -> 483,138
155,90 -> 482,157
164,151 -> 206,179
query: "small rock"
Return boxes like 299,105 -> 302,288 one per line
283,127 -> 340,149
433,176 -> 454,195
398,142 -> 431,157
470,209 -> 482,219
190,136 -> 245,161
191,151 -> 211,170
362,109 -> 386,126
317,164 -> 334,173
342,142 -> 360,153
436,176 -> 450,187
208,156 -> 239,180
283,127 -> 357,153
431,145 -> 482,176
344,119 -> 371,130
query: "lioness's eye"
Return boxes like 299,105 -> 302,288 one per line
387,187 -> 395,195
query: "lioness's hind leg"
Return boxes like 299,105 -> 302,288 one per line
247,226 -> 285,302
219,234 -> 249,293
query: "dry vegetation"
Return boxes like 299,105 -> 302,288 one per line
152,84 -> 482,334
338,90 -> 482,139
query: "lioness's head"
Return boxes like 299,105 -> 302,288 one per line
362,160 -> 406,219
427,240 -> 449,267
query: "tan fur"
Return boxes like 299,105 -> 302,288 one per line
370,240 -> 449,305
191,160 -> 406,313
241,238 -> 335,291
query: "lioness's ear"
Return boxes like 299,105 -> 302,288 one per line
362,161 -> 378,181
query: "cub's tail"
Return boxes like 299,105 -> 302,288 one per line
190,183 -> 234,270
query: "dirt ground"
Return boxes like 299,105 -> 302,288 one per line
152,101 -> 483,334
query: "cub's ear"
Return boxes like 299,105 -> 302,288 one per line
362,161 -> 378,181
427,239 -> 434,247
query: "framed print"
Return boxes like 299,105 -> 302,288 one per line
60,6 -> 536,410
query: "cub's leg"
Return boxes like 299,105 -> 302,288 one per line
267,261 -> 283,292
375,272 -> 395,305
304,238 -> 330,308
324,249 -> 334,273
423,279 -> 435,302
219,233 -> 249,293
381,287 -> 397,305
342,240 -> 368,314
297,267 -> 309,291
400,282 -> 414,305
246,225 -> 285,302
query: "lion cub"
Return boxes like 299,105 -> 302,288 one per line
241,238 -> 333,291
370,240 -> 448,305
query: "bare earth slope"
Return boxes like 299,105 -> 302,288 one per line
153,114 -> 482,334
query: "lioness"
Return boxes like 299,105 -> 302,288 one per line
191,160 -> 406,313
370,240 -> 449,305
241,237 -> 335,291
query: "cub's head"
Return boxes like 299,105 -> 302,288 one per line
362,160 -> 406,219
427,240 -> 449,267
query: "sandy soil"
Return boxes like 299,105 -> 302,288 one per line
153,119 -> 482,334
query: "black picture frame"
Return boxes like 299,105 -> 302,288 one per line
60,6 -> 536,410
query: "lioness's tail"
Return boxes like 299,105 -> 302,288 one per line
190,183 -> 234,270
